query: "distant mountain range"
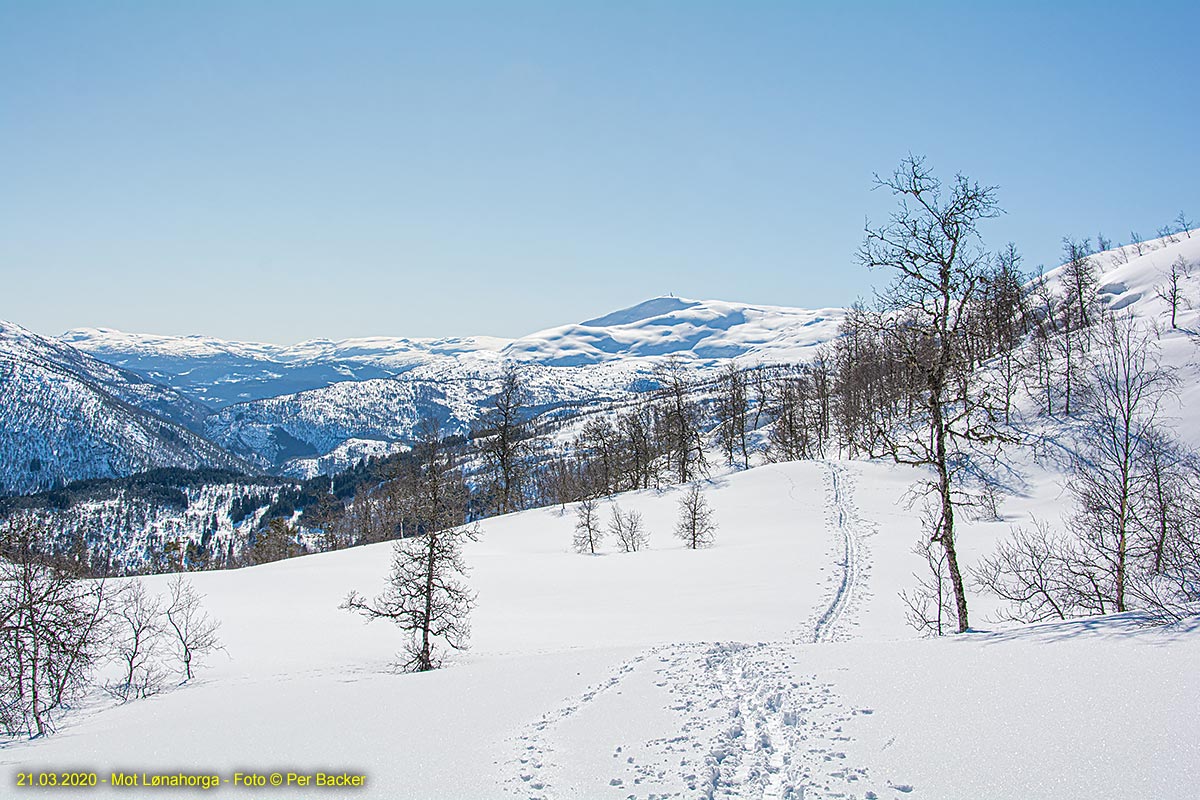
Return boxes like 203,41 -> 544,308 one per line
61,296 -> 843,405
1,296 -> 845,495
0,320 -> 250,496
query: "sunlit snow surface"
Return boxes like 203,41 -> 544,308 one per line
7,232 -> 1200,797
4,460 -> 1198,799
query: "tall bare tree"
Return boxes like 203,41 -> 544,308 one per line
165,575 -> 223,682
106,581 -> 166,701
714,364 -> 752,469
654,358 -> 707,483
478,362 -> 533,515
1069,313 -> 1177,612
1175,210 -> 1193,238
858,155 -> 1003,633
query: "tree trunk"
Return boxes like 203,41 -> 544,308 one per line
932,388 -> 970,633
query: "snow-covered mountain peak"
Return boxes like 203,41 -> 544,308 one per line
579,296 -> 701,327
505,296 -> 845,367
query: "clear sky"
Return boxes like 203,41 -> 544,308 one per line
2,1 -> 1197,343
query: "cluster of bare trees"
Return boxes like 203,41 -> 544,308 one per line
106,575 -> 223,700
0,522 -> 108,737
978,314 -> 1200,623
545,361 -> 709,505
1,520 -> 221,738
827,159 -> 1197,634
570,484 -> 716,555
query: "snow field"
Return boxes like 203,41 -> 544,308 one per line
4,454 -> 1198,798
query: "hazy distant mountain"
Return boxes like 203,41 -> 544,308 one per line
62,296 -> 844,401
0,319 -> 252,496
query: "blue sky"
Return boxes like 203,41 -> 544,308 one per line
2,1 -> 1196,342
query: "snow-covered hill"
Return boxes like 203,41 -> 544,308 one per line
3,459 -> 1195,798
1037,231 -> 1200,445
0,320 -> 251,496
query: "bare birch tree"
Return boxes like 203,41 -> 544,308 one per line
106,581 -> 166,701
573,497 -> 603,554
675,485 -> 717,549
1156,255 -> 1191,329
608,503 -> 647,553
164,575 -> 222,682
858,155 -> 1003,633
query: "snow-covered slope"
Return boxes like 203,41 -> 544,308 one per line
505,297 -> 844,366
3,459 -> 1195,798
1041,230 -> 1200,327
0,320 -> 251,496
1037,231 -> 1200,445
278,437 -> 409,480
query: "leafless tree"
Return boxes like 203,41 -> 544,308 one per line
675,484 -> 717,549
0,521 -> 110,737
900,527 -> 956,636
164,575 -> 222,682
1156,255 -> 1192,329
974,520 -> 1088,623
765,363 -> 831,461
858,155 -> 1004,633
106,581 -> 167,701
1061,237 -> 1099,331
1109,241 -> 1130,267
1132,429 -> 1193,574
342,419 -> 478,672
654,358 -> 708,483
1070,313 -> 1177,612
1129,230 -> 1146,257
608,503 -> 647,553
573,497 -> 603,554
714,364 -> 752,469
1175,210 -> 1193,238
343,524 -> 477,672
478,362 -> 533,515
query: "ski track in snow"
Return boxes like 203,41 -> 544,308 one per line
804,461 -> 873,646
506,462 -> 909,800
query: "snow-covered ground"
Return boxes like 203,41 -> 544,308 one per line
4,458 -> 1197,799
6,232 -> 1200,796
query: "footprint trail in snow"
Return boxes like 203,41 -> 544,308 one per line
506,462 -> 911,799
